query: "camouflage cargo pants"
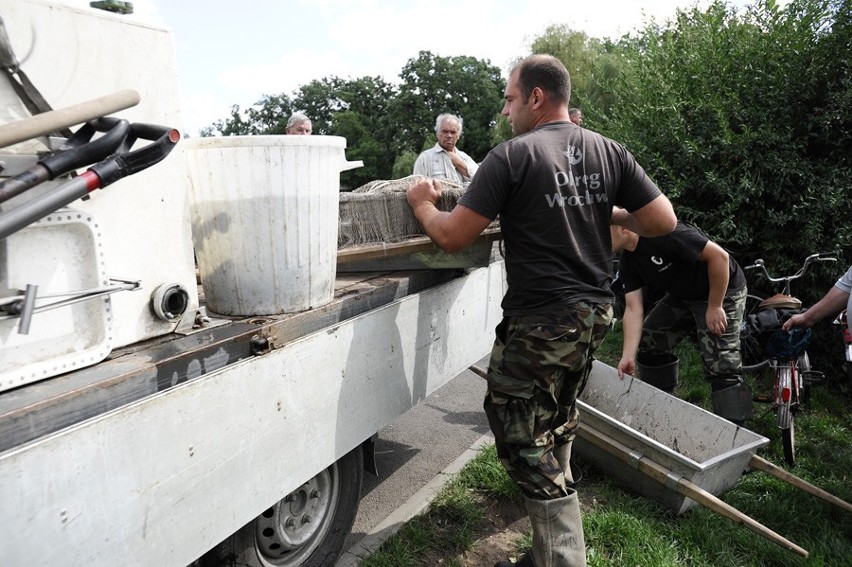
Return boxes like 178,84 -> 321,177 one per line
640,285 -> 747,378
483,302 -> 613,500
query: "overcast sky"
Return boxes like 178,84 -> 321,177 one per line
61,0 -> 770,135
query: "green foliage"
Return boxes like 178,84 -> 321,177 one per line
204,52 -> 503,182
206,94 -> 294,135
588,0 -> 851,372
333,110 -> 386,189
595,0 -> 850,277
391,51 -> 505,162
392,150 -> 418,179
529,24 -> 625,124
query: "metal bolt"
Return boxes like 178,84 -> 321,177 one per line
250,336 -> 269,354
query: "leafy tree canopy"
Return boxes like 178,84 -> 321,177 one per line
390,51 -> 505,162
204,52 -> 504,183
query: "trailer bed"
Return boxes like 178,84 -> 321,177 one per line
0,269 -> 461,453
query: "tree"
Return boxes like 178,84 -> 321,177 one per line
201,94 -> 295,136
595,0 -> 849,274
528,24 -> 622,125
333,110 -> 386,189
584,0 -> 850,373
390,51 -> 505,163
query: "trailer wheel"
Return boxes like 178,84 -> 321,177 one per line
199,447 -> 363,567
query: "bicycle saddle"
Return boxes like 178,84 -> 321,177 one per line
758,293 -> 802,311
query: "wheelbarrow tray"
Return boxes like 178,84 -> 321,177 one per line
575,361 -> 769,515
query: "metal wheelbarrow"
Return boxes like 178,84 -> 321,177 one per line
574,361 -> 852,559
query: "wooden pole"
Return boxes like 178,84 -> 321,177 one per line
749,454 -> 852,514
337,227 -> 501,265
577,423 -> 809,558
0,89 -> 141,148
468,364 -> 487,379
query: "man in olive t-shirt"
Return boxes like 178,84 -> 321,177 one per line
406,55 -> 676,567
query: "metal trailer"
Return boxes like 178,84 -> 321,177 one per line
0,2 -> 507,565
0,263 -> 505,566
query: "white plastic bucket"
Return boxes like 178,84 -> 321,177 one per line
185,135 -> 362,316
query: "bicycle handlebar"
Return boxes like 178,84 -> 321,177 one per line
744,253 -> 838,294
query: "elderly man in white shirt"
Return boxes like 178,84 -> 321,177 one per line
413,113 -> 478,184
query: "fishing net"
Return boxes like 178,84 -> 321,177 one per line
338,175 -> 467,248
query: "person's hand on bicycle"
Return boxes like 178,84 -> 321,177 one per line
705,305 -> 728,336
782,312 -> 811,331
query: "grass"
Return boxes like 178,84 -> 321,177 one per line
361,322 -> 852,566
360,445 -> 523,567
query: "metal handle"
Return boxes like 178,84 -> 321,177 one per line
0,122 -> 180,240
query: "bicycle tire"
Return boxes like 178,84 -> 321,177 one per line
844,362 -> 852,398
781,422 -> 796,466
741,293 -> 770,373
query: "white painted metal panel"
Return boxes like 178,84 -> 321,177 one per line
0,261 -> 506,567
0,0 -> 198,348
0,211 -> 113,391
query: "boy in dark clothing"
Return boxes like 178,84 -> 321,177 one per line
611,216 -> 753,423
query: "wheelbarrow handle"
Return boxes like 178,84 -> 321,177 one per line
576,422 -> 809,558
749,455 -> 852,513
0,89 -> 140,149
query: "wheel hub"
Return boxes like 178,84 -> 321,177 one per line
254,466 -> 337,562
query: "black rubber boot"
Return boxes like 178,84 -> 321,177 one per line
710,375 -> 754,425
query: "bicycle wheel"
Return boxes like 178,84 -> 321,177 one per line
741,293 -> 770,373
782,421 -> 796,466
775,362 -> 797,466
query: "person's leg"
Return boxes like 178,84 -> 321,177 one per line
487,302 -> 612,567
636,294 -> 693,391
689,285 -> 753,422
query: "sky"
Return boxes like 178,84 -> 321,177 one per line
59,0 -> 767,135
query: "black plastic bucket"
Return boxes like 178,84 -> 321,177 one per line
636,351 -> 679,392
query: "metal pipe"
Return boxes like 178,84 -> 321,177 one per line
17,284 -> 37,335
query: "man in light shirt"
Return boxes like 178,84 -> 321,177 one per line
286,111 -> 312,135
412,113 -> 478,184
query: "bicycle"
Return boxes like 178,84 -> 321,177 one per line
740,252 -> 837,466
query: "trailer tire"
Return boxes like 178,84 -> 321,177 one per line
198,446 -> 363,567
